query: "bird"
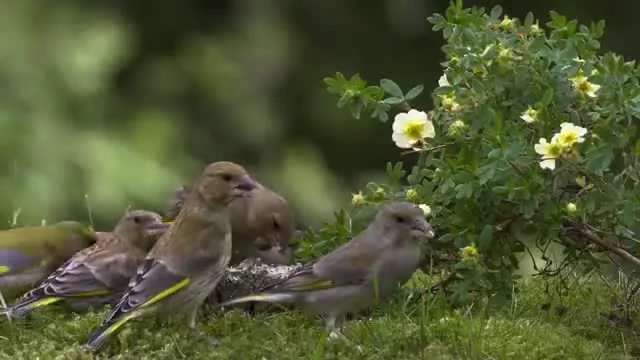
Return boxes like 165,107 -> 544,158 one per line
1,210 -> 169,319
84,161 -> 257,352
0,221 -> 96,309
215,201 -> 435,348
164,182 -> 299,265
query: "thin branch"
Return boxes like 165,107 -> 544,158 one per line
578,224 -> 640,268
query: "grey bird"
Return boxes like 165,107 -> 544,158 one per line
215,201 -> 435,348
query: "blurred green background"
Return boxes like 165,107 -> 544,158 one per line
1,0 -> 637,230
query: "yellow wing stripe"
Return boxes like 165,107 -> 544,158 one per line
104,312 -> 138,336
290,279 -> 333,291
32,297 -> 63,308
142,278 -> 190,308
68,289 -> 111,297
101,276 -> 190,337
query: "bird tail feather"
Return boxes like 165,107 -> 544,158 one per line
5,297 -> 63,319
85,310 -> 143,352
217,292 -> 296,309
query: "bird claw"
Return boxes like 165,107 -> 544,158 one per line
327,331 -> 362,352
197,330 -> 219,348
0,291 -> 11,324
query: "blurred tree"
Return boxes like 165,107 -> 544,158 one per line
0,0 -> 637,230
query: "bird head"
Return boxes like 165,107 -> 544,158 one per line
114,210 -> 170,251
250,191 -> 296,252
164,184 -> 192,220
195,161 -> 258,206
379,201 -> 435,240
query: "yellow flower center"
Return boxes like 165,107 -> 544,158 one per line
558,132 -> 578,146
546,143 -> 563,158
403,121 -> 424,140
577,81 -> 590,92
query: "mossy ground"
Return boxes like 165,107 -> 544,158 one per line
0,273 -> 637,360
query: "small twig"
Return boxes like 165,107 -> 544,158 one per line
578,224 -> 640,268
401,143 -> 451,156
506,160 -> 527,180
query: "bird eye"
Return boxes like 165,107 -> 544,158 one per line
395,215 -> 405,223
133,216 -> 141,224
221,174 -> 233,182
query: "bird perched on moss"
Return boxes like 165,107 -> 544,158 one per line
1,210 -> 169,319
85,161 -> 257,352
216,202 -> 435,348
165,182 -> 298,265
0,221 -> 96,307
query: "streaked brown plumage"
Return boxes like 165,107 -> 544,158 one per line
2,210 -> 169,319
85,161 -> 257,352
165,182 -> 298,265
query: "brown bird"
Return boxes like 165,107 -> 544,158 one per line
164,182 -> 298,265
85,161 -> 257,352
2,210 -> 169,319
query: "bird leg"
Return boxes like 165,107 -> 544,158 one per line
186,307 -> 219,348
0,290 -> 11,324
325,313 -> 363,353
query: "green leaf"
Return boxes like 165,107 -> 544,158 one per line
454,183 -> 473,199
492,186 -> 509,194
404,84 -> 424,101
476,163 -> 497,185
584,145 -> 615,175
590,19 -> 605,38
541,88 -> 554,106
478,224 -> 494,250
524,12 -> 534,28
380,79 -> 404,98
349,101 -> 363,119
386,162 -> 406,185
382,97 -> 405,105
529,35 -> 547,52
336,93 -> 350,108
634,139 -> 640,157
489,5 -> 502,19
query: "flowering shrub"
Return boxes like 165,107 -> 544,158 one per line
316,1 -> 640,306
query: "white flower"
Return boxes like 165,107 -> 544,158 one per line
534,137 -> 563,170
569,72 -> 601,98
554,122 -> 588,148
438,75 -> 450,87
391,109 -> 435,149
520,107 -> 538,123
418,204 -> 431,217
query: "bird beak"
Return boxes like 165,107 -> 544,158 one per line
233,175 -> 257,197
144,220 -> 172,236
412,218 -> 435,239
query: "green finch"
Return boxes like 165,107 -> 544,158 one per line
0,221 -> 96,306
216,201 -> 435,348
85,161 -> 257,352
165,182 -> 298,265
2,210 -> 169,319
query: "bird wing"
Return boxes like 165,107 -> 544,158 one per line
18,236 -> 143,302
103,257 -> 190,324
258,232 -> 384,294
